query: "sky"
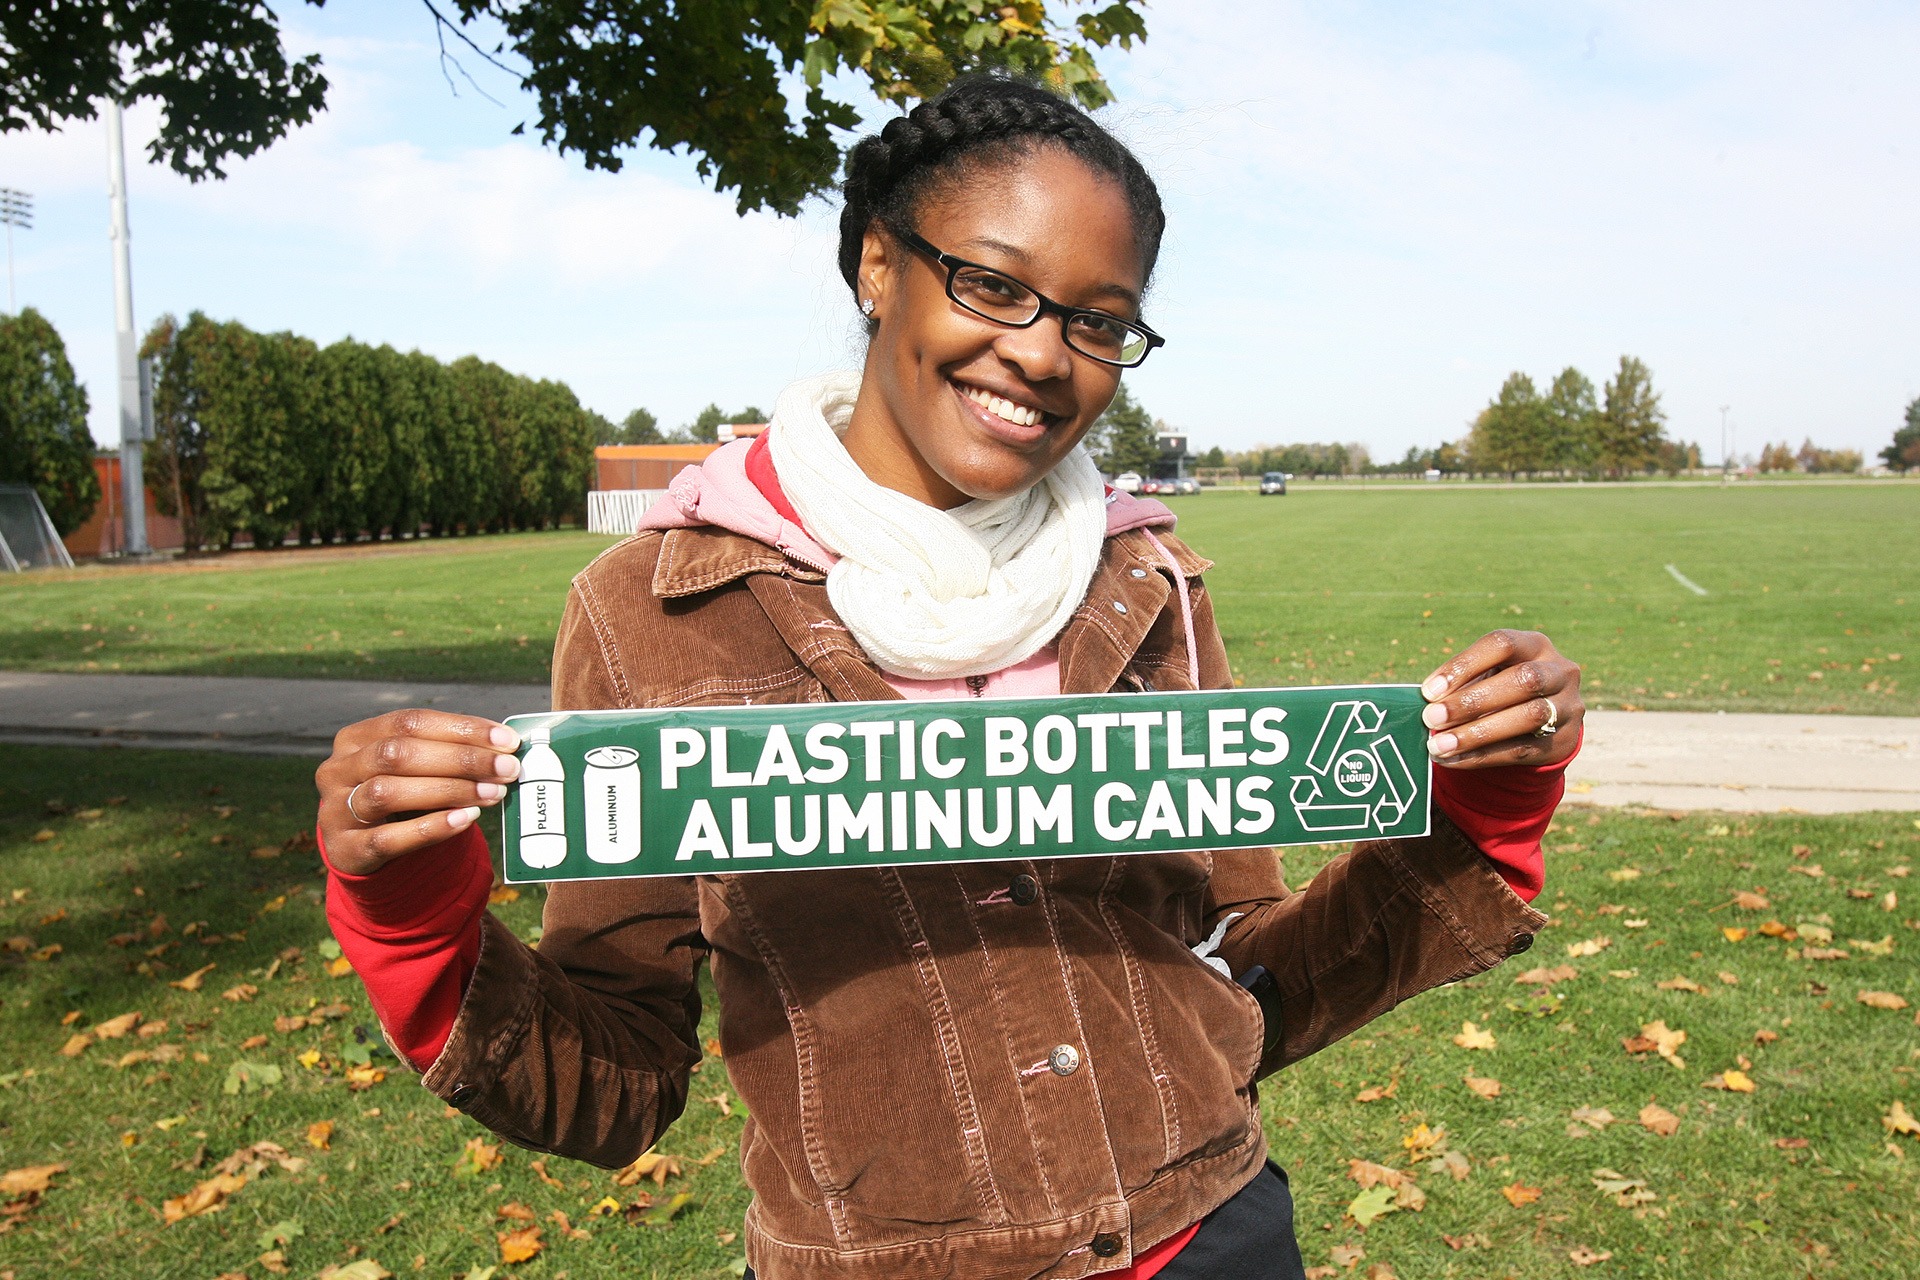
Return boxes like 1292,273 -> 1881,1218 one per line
5,0 -> 1916,464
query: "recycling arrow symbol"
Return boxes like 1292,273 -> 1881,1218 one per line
1288,700 -> 1420,834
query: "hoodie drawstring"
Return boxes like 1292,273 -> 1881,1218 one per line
1139,528 -> 1200,690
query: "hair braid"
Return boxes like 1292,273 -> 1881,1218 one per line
837,76 -> 1164,300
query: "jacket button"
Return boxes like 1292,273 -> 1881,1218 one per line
1009,874 -> 1039,906
1112,600 -> 1128,614
1130,567 -> 1148,578
449,1083 -> 477,1107
1509,932 -> 1535,955
1091,1233 -> 1123,1257
1048,1044 -> 1081,1076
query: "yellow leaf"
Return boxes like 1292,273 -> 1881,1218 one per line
1732,891 -> 1770,911
91,1011 -> 142,1039
1656,976 -> 1706,994
222,984 -> 259,1003
1452,1021 -> 1497,1051
587,1196 -> 622,1218
0,1162 -> 67,1196
162,1171 -> 247,1224
1464,1074 -> 1502,1099
1721,927 -> 1749,942
613,1149 -> 683,1187
1884,1100 -> 1920,1137
306,1120 -> 334,1151
1501,1182 -> 1542,1207
1607,868 -> 1641,883
1858,990 -> 1909,1010
344,1065 -> 386,1091
170,963 -> 216,992
57,1032 -> 94,1057
1853,935 -> 1896,957
1401,1122 -> 1445,1159
1622,1020 -> 1687,1068
326,956 -> 354,978
297,1049 -> 323,1069
1704,1070 -> 1756,1093
487,886 -> 521,905
498,1225 -> 544,1264
1565,936 -> 1613,958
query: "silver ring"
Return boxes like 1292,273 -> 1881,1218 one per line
1534,699 -> 1560,737
345,782 -> 375,825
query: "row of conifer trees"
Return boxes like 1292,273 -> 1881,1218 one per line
143,312 -> 600,552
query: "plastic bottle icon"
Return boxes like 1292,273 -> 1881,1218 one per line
518,724 -> 568,869
583,745 -> 642,864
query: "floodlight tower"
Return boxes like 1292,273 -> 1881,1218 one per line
0,188 -> 30,314
105,99 -> 148,555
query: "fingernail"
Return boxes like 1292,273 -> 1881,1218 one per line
476,782 -> 506,802
494,755 -> 521,780
449,806 -> 480,829
1421,703 -> 1448,729
490,725 -> 521,751
1427,732 -> 1458,758
1421,676 -> 1448,700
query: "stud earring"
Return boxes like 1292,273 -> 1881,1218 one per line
860,298 -> 875,317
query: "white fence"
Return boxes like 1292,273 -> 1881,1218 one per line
587,489 -> 669,536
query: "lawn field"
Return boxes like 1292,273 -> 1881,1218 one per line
1,484 -> 1916,714
3,746 -> 1919,1278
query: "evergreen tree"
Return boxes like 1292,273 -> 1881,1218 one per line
599,407 -> 661,445
1596,356 -> 1667,478
0,307 -> 99,536
1543,367 -> 1599,474
1469,372 -> 1548,477
1088,381 -> 1159,476
1882,397 -> 1920,472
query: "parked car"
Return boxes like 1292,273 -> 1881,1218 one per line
1259,471 -> 1288,495
1172,478 -> 1200,495
1112,471 -> 1143,494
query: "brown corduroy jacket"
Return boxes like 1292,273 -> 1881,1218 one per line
419,523 -> 1547,1280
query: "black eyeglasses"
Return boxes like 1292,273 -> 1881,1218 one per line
893,227 -> 1165,369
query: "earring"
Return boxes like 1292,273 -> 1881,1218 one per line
860,298 -> 875,317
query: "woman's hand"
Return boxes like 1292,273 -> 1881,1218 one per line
316,710 -> 521,876
1419,630 -> 1583,769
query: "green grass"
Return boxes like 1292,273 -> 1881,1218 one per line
3,745 -> 1918,1278
3,485 -> 1917,713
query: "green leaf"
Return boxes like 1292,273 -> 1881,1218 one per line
460,1268 -> 498,1280
642,1191 -> 694,1226
317,937 -> 343,960
1347,1183 -> 1398,1227
256,1218 -> 304,1249
221,1059 -> 284,1095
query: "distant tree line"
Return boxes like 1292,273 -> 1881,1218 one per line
1756,439 -> 1864,474
1457,356 -> 1700,479
143,313 -> 599,552
0,308 -> 99,535
594,402 -> 766,446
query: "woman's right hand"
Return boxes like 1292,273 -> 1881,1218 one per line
316,710 -> 522,876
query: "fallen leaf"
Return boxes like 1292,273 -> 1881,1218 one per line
1704,1070 -> 1756,1093
91,1012 -> 142,1039
0,1163 -> 67,1196
1797,923 -> 1835,944
1883,1100 -> 1920,1137
1859,990 -> 1910,1010
1514,964 -> 1579,985
1607,868 -> 1641,883
1773,1136 -> 1809,1150
1624,918 -> 1650,929
1853,935 -> 1896,957
1802,947 -> 1850,961
1346,1183 -> 1398,1226
239,1034 -> 269,1050
1592,1168 -> 1658,1207
1347,1160 -> 1407,1190
1733,890 -> 1770,911
170,963 -> 217,992
1789,863 -> 1825,878
1622,1020 -> 1687,1068
530,1157 -> 564,1189
1440,1232 -> 1489,1250
1718,971 -> 1740,985
162,1171 -> 247,1223
1757,920 -> 1797,940
1657,976 -> 1706,994
1364,1264 -> 1399,1280
454,1137 -> 502,1178
1501,1182 -> 1542,1207
640,1190 -> 692,1226
326,956 -> 354,978
487,886 -> 520,905
376,1212 -> 404,1234
1393,1181 -> 1426,1212
1354,1081 -> 1397,1103
1427,1150 -> 1472,1181
613,1150 -> 683,1187
1401,1123 -> 1445,1159
1566,936 -> 1613,958
1754,1028 -> 1780,1044
344,1064 -> 386,1091
494,1201 -> 536,1222
703,1091 -> 733,1118
316,1263 -> 391,1280
1452,1021 -> 1497,1051
549,1209 -> 591,1241
306,1120 -> 334,1151
222,1060 -> 283,1095
1721,927 -> 1749,942
57,1033 -> 93,1057
1464,1075 -> 1502,1100
221,984 -> 259,1003
1570,1106 -> 1616,1131
1569,1245 -> 1614,1266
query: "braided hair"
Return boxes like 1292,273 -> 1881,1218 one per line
837,76 -> 1165,307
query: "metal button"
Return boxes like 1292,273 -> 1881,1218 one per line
1112,600 -> 1128,614
449,1083 -> 477,1107
1091,1233 -> 1123,1258
1048,1044 -> 1081,1076
1509,932 -> 1535,955
1130,567 -> 1148,578
1009,873 -> 1039,906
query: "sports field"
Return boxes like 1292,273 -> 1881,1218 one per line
2,744 -> 1916,1278
2,484 -> 1915,714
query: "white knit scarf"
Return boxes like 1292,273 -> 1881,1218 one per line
767,370 -> 1107,680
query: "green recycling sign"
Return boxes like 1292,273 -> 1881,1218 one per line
501,684 -> 1431,883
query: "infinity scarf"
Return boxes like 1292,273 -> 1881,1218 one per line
766,371 -> 1107,680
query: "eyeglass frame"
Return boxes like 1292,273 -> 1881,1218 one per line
890,226 -> 1166,369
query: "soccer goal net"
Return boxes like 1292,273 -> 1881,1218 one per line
0,484 -> 75,571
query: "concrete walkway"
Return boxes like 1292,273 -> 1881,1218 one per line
1,671 -> 1915,813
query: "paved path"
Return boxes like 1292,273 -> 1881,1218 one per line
1,671 -> 1915,813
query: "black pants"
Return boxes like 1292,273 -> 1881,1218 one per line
742,1159 -> 1306,1279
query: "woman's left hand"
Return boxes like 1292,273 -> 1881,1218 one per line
1419,629 -> 1583,769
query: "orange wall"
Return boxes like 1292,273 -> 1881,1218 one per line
63,455 -> 184,557
593,443 -> 722,492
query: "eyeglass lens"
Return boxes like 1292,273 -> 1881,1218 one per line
948,265 -> 1150,366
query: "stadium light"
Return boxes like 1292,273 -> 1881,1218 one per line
0,187 -> 31,315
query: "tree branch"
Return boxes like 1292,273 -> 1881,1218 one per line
419,0 -> 517,105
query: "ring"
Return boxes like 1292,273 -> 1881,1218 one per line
345,782 -> 375,825
1534,699 -> 1560,737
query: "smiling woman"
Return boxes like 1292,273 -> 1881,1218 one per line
313,74 -> 1584,1280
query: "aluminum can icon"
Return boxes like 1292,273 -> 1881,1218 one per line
583,745 -> 642,864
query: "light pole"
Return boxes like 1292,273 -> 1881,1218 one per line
105,99 -> 149,556
0,188 -> 29,314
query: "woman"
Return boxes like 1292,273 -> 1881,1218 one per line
316,77 -> 1582,1280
